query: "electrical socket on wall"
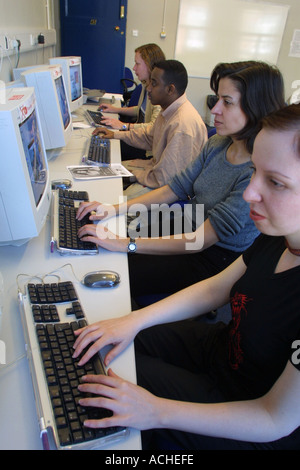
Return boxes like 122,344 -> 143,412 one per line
0,30 -> 56,54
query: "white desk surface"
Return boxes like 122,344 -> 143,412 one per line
0,105 -> 141,450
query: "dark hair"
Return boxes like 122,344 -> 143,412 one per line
210,61 -> 286,153
261,103 -> 300,157
153,59 -> 188,96
135,43 -> 165,73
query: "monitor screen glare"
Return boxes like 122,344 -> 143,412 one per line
55,75 -> 71,130
19,107 -> 47,207
70,64 -> 81,102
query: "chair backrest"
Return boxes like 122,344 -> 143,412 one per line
122,67 -> 136,90
208,127 -> 216,138
121,67 -> 138,105
128,83 -> 142,107
123,66 -> 134,81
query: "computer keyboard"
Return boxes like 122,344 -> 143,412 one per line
19,280 -> 128,450
85,109 -> 105,127
83,135 -> 111,166
28,280 -> 78,305
51,189 -> 98,255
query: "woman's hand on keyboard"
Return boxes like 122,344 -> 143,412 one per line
76,201 -> 115,222
78,369 -> 161,431
73,313 -> 140,367
100,117 -> 123,129
78,223 -> 128,252
98,103 -> 115,113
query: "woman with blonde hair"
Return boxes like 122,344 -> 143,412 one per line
100,43 -> 165,159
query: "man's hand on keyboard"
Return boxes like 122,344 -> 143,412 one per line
92,127 -> 114,139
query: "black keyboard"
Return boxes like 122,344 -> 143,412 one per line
85,135 -> 111,166
86,109 -> 105,126
28,281 -> 84,323
57,189 -> 98,254
27,281 -> 126,448
28,281 -> 78,305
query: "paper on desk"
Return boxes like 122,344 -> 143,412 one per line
72,121 -> 91,129
67,164 -> 133,180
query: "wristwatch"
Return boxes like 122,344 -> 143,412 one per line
121,124 -> 128,131
128,238 -> 137,253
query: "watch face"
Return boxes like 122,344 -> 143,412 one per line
128,242 -> 136,252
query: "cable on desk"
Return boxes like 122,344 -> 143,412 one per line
42,263 -> 81,283
16,263 -> 82,295
16,274 -> 44,295
0,352 -> 26,374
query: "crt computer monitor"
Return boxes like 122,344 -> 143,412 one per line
13,65 -> 44,81
49,56 -> 83,113
20,64 -> 73,151
0,87 -> 51,246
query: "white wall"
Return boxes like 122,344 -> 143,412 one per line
0,0 -> 56,83
125,0 -> 300,117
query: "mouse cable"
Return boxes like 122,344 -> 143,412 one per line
0,352 -> 26,374
16,263 -> 81,295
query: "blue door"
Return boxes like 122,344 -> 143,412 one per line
60,0 -> 127,93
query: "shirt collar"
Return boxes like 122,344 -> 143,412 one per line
161,93 -> 187,119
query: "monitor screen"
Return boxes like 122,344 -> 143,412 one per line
19,107 -> 47,207
70,64 -> 82,102
49,57 -> 83,113
54,75 -> 71,130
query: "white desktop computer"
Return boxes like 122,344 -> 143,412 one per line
0,87 -> 51,246
20,64 -> 73,151
49,56 -> 84,113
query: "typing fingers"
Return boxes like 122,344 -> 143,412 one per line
77,223 -> 97,239
92,127 -> 113,138
73,328 -> 105,363
76,201 -> 100,220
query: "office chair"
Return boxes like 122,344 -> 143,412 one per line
206,94 -> 218,110
120,67 -> 138,106
119,83 -> 143,127
127,83 -> 142,107
208,127 -> 216,138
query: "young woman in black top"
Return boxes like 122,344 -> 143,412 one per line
73,104 -> 300,450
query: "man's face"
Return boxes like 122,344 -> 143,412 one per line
146,67 -> 170,109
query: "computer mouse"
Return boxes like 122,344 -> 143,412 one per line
51,179 -> 72,190
82,271 -> 120,288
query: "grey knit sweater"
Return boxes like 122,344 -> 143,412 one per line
169,134 -> 259,252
